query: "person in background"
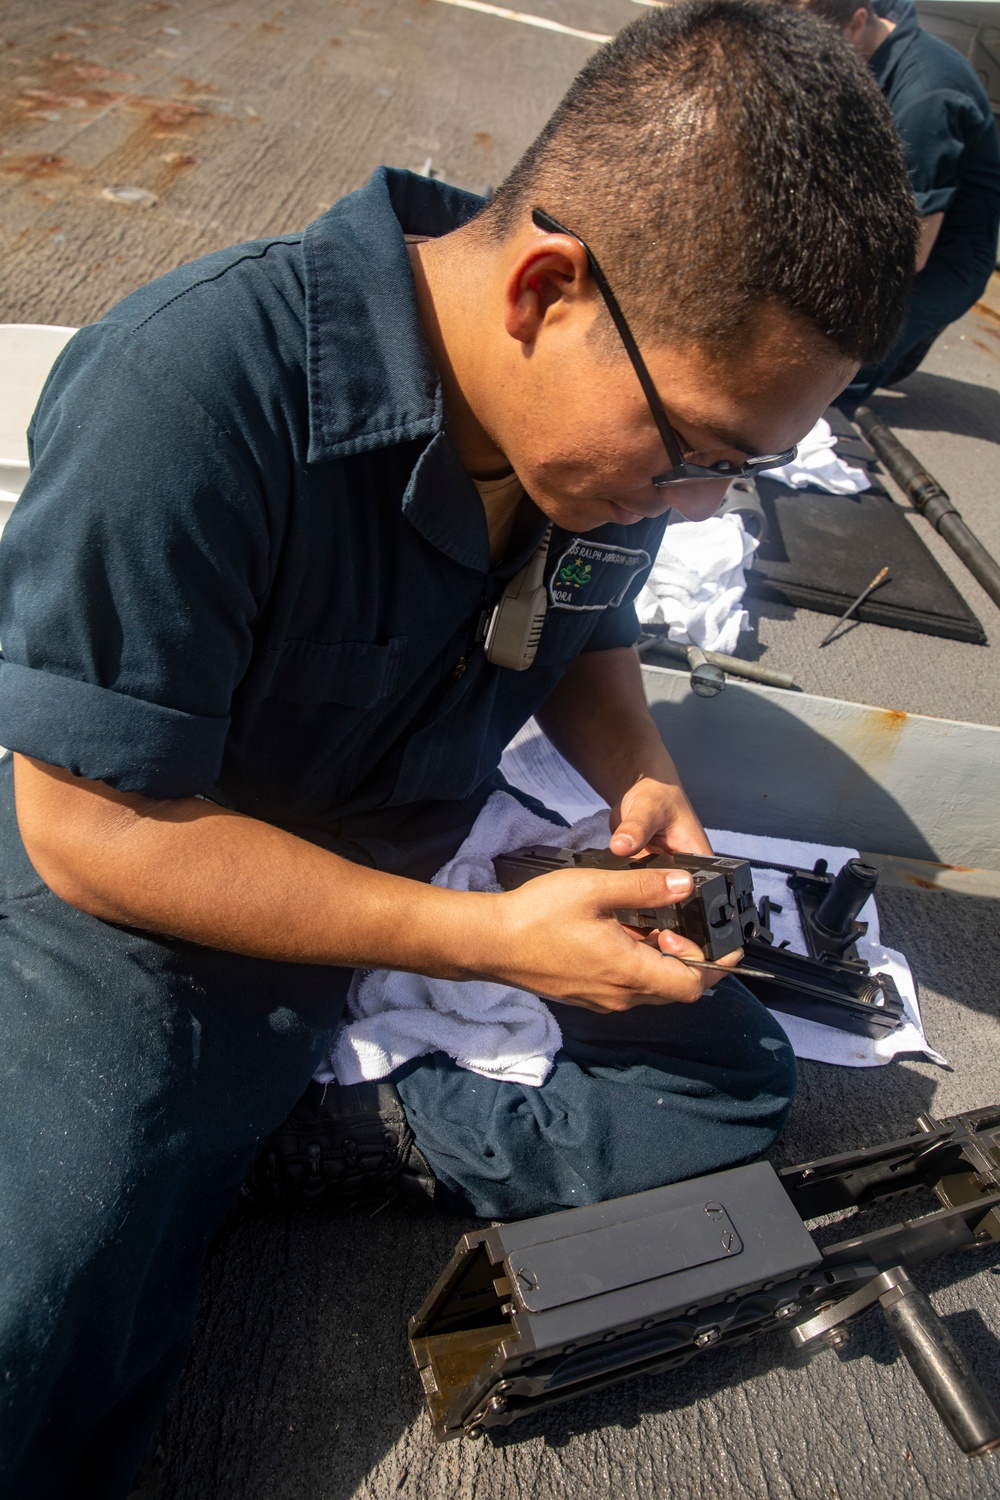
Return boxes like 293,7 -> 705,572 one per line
790,0 -> 1000,412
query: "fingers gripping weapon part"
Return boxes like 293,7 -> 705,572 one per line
493,846 -> 760,962
493,847 -> 906,1038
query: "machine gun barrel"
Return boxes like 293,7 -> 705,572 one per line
881,1279 -> 1000,1457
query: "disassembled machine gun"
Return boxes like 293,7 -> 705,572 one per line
409,1107 -> 1000,1457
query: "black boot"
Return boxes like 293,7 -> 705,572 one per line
241,1078 -> 437,1212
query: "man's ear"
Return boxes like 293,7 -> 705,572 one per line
502,239 -> 592,347
842,6 -> 870,49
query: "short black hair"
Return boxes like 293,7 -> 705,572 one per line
480,0 -> 915,363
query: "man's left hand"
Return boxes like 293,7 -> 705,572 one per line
608,773 -> 713,859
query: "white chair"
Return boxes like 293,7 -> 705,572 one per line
0,324 -> 77,535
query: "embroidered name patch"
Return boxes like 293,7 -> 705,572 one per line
548,539 -> 651,611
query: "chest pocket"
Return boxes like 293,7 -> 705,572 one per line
266,636 -> 407,707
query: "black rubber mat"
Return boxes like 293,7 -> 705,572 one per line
747,414 -> 987,644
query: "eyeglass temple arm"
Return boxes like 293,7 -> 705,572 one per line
531,209 -> 687,472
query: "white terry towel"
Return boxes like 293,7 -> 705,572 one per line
635,511 -> 757,655
765,418 -> 871,495
316,792 -> 611,1090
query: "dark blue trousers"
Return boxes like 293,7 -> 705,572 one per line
0,757 -> 356,1499
397,988 -> 796,1221
0,756 -> 796,1498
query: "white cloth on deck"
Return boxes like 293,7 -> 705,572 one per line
765,418 -> 871,495
317,793 -> 610,1090
635,511 -> 757,654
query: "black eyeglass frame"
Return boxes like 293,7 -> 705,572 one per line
531,209 -> 797,488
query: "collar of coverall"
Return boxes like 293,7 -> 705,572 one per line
869,0 -> 919,79
301,165 -> 484,466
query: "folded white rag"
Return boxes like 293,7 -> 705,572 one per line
316,792 -> 611,1090
765,417 -> 871,495
635,511 -> 757,654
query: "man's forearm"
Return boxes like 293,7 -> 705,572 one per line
12,752 -> 719,1011
13,754 -> 493,979
535,645 -> 680,806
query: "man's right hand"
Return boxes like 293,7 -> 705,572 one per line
485,865 -> 742,1011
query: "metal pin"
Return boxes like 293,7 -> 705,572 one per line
819,566 -> 890,647
668,955 -> 778,981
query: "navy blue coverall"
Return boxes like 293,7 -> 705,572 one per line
840,0 -> 1000,410
0,167 -> 796,1499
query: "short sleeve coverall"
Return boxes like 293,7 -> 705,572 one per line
0,168 -> 796,1500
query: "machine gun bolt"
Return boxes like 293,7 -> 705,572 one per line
775,1303 -> 801,1320
695,1328 -> 721,1346
822,1326 -> 851,1349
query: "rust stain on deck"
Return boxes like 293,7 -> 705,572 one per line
0,152 -> 71,179
900,860 -> 974,888
2,44 -> 223,145
865,706 -> 908,735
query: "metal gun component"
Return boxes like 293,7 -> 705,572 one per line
790,1265 -> 1000,1458
492,845 -> 760,962
409,1108 -> 1000,1455
738,940 -> 906,1038
716,474 -> 768,541
636,631 -> 799,691
788,856 -> 880,962
493,846 -> 905,1035
685,645 -> 726,698
855,405 -> 1000,613
723,855 -> 906,1039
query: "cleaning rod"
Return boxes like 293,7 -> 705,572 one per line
855,406 -> 1000,612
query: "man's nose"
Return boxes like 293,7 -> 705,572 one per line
661,477 -> 733,520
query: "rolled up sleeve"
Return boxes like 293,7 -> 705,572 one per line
582,599 -> 642,653
0,325 -> 274,798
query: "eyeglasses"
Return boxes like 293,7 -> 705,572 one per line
531,209 -> 797,488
